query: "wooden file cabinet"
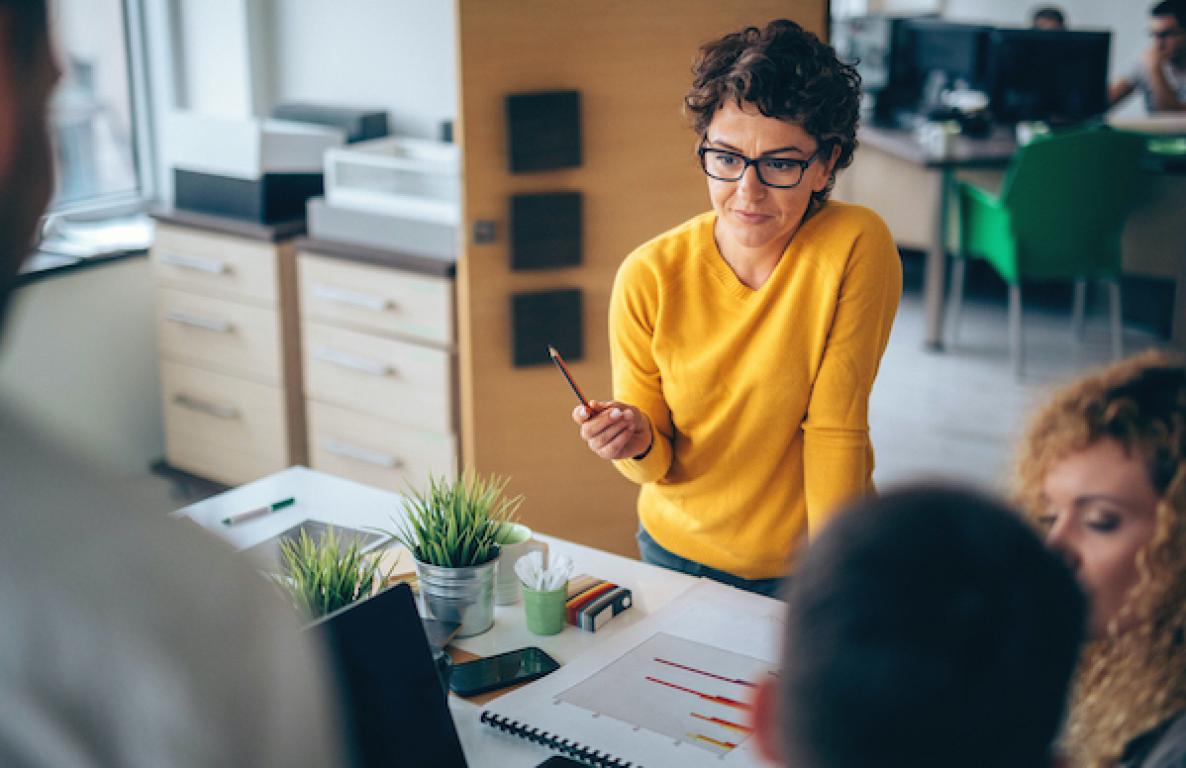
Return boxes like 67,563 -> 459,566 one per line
296,238 -> 458,493
150,210 -> 307,485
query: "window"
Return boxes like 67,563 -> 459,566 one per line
47,0 -> 151,212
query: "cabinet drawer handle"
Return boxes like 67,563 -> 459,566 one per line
159,251 -> 229,275
324,439 -> 402,469
172,393 -> 239,420
166,310 -> 234,333
312,283 -> 394,312
313,346 -> 394,377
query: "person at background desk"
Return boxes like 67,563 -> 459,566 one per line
1032,5 -> 1068,30
1110,0 -> 1186,113
572,19 -> 901,596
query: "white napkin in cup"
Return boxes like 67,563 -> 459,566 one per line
514,550 -> 573,592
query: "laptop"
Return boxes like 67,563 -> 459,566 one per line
243,519 -> 387,575
310,582 -> 469,768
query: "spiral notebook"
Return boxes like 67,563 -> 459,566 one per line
475,580 -> 784,767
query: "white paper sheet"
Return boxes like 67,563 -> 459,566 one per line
474,579 -> 786,768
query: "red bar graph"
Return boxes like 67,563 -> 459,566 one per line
644,675 -> 749,710
689,733 -> 739,750
654,657 -> 757,687
556,632 -> 776,756
690,711 -> 752,734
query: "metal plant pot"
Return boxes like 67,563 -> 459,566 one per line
414,554 -> 498,638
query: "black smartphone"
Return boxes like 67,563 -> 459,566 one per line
536,757 -> 586,767
449,646 -> 560,697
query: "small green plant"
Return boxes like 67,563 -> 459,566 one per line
276,526 -> 394,618
388,472 -> 523,568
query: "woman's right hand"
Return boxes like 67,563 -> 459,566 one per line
572,400 -> 653,461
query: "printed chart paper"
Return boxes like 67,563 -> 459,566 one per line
478,579 -> 785,767
557,632 -> 773,755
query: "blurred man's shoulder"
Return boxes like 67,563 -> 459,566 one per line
0,405 -> 302,648
0,405 -> 340,764
1,407 -> 230,581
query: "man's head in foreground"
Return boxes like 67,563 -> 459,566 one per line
0,0 -> 57,321
752,486 -> 1086,768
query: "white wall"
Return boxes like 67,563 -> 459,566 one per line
267,0 -> 457,140
146,0 -> 458,205
177,0 -> 256,118
0,259 -> 163,477
143,0 -> 261,203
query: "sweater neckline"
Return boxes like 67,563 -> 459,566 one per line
701,206 -> 824,300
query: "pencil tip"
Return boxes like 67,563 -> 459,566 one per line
547,344 -> 558,358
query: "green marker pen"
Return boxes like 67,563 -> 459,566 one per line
221,496 -> 296,526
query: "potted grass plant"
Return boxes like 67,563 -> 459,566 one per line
386,472 -> 523,637
275,526 -> 393,620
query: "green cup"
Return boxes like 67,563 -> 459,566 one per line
522,582 -> 567,635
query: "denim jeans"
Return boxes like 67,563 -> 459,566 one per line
636,526 -> 784,598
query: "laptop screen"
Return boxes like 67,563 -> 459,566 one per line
310,583 -> 468,768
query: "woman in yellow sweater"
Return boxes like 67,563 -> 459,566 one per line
572,19 -> 901,594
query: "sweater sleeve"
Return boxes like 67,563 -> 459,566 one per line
802,213 -> 902,537
608,254 -> 674,485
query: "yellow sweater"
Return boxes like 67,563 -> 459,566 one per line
609,201 -> 901,579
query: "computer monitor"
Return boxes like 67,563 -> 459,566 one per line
909,19 -> 993,88
878,19 -> 993,124
986,28 -> 1111,125
310,583 -> 469,768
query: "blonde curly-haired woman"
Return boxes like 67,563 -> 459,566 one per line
1015,350 -> 1186,768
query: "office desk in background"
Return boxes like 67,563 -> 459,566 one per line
837,124 -> 1186,352
1125,148 -> 1186,347
178,466 -> 709,767
835,125 -> 1017,351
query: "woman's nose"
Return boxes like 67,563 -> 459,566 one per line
737,163 -> 766,198
1045,518 -> 1081,573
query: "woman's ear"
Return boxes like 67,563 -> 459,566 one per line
750,676 -> 786,766
813,144 -> 842,194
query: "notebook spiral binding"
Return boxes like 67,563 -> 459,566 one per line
480,710 -> 639,767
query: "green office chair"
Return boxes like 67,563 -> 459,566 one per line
947,127 -> 1146,376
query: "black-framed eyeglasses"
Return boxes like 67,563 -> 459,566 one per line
697,146 -> 820,189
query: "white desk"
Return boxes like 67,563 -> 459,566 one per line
178,466 -> 397,552
178,466 -> 705,766
834,125 -> 1016,350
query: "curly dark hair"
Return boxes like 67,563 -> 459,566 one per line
684,19 -> 861,203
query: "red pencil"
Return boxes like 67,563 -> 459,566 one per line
548,345 -> 602,414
